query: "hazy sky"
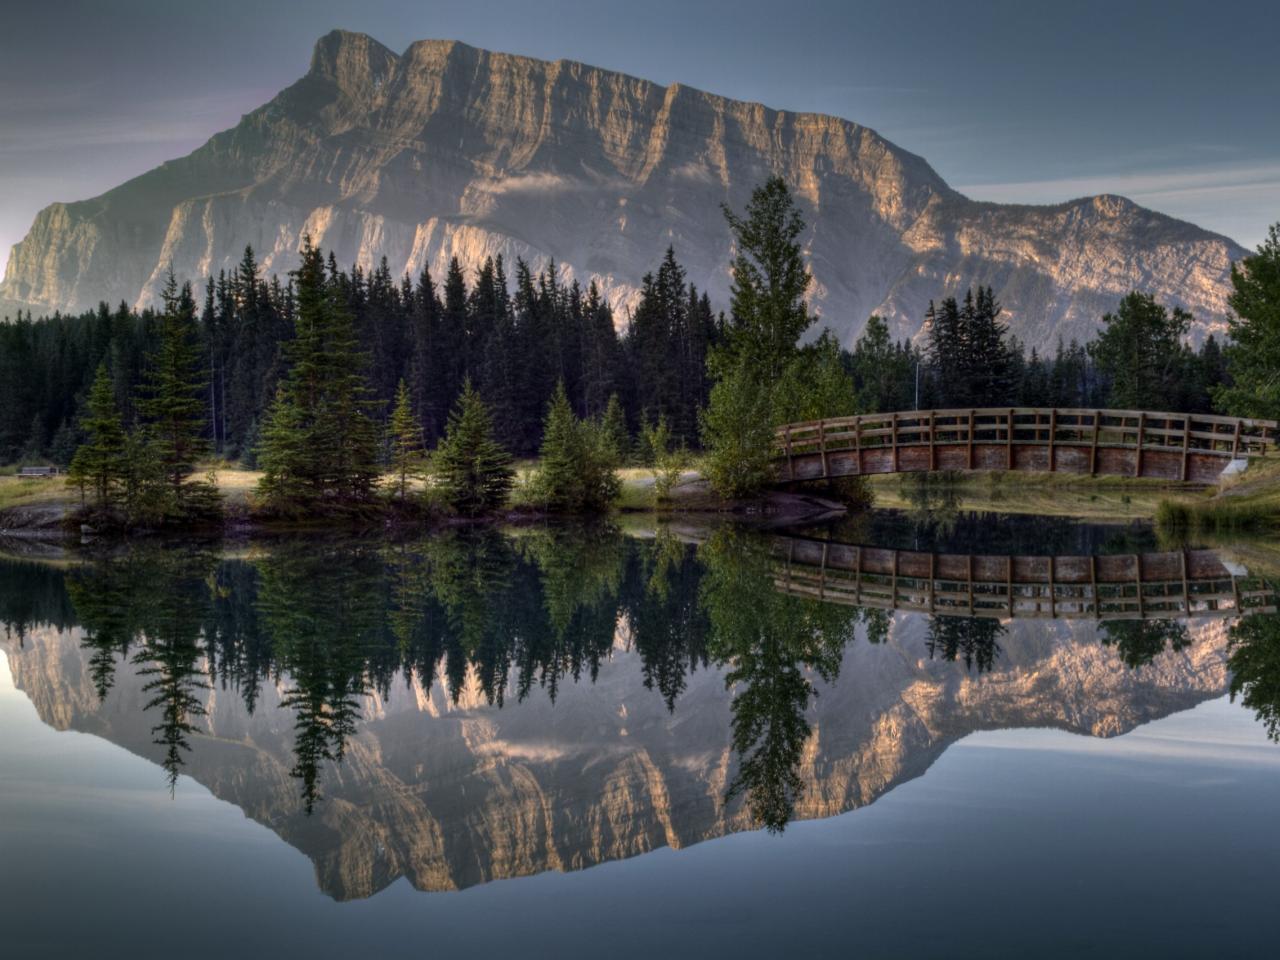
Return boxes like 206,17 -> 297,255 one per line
1,0 -> 1277,264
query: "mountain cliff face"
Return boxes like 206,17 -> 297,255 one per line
1,613 -> 1229,900
0,31 -> 1247,348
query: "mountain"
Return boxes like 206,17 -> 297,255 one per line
0,30 -> 1248,348
2,612 -> 1229,900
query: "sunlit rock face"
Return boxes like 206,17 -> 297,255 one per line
0,31 -> 1245,349
1,615 -> 1229,901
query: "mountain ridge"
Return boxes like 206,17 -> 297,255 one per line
0,29 -> 1247,349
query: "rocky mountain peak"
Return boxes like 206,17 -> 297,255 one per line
0,31 -> 1247,348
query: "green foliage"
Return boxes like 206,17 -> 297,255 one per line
257,238 -> 382,510
600,392 -> 630,464
67,362 -> 127,508
848,315 -> 918,413
386,379 -> 426,501
433,379 -> 515,516
699,360 -> 776,499
1088,291 -> 1193,410
925,287 -> 1015,408
136,272 -> 209,498
702,177 -> 822,499
772,331 -> 856,424
1215,224 -> 1280,420
698,528 -> 856,832
1229,609 -> 1280,742
533,381 -> 621,512
640,414 -> 690,501
720,176 -> 814,382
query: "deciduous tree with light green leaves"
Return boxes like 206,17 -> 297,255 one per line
1215,224 -> 1280,421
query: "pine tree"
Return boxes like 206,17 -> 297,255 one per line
600,392 -> 629,464
534,380 -> 620,512
256,237 -> 381,508
68,362 -> 127,508
1089,291 -> 1191,410
433,379 -> 515,516
702,177 -> 813,497
136,272 -> 210,504
387,379 -> 425,501
719,177 -> 813,382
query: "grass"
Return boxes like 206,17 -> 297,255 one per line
1155,457 -> 1280,534
867,470 -> 1182,520
0,475 -> 77,512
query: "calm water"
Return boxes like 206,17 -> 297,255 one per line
1,514 -> 1278,958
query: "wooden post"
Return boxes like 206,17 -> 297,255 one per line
1048,408 -> 1057,472
929,410 -> 936,471
1180,415 -> 1192,482
1090,410 -> 1101,476
1232,419 -> 1243,460
892,413 -> 899,473
784,424 -> 794,481
819,420 -> 829,478
819,541 -> 829,601
1135,412 -> 1145,478
1006,409 -> 1014,471
967,409 -> 975,470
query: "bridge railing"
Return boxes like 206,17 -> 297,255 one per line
775,408 -> 1277,478
770,537 -> 1279,621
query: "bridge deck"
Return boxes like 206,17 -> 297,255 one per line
775,408 -> 1277,484
771,537 -> 1278,621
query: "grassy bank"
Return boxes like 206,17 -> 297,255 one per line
1155,458 -> 1280,535
867,470 -> 1182,520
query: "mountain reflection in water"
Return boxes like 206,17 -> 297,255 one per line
1,520 -> 1277,899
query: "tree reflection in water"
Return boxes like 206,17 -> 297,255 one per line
2,530 -> 1276,832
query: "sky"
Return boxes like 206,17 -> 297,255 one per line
1,0 -> 1277,265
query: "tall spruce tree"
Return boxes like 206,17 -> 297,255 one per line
136,272 -> 209,502
433,379 -> 515,516
387,379 -> 425,501
535,380 -> 620,512
702,177 -> 813,497
1089,291 -> 1192,410
68,362 -> 127,508
257,237 -> 381,508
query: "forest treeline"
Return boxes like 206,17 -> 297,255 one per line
0,245 -> 717,465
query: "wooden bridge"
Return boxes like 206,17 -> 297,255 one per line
770,536 -> 1277,622
775,408 -> 1277,484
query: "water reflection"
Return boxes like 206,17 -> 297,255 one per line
1,523 -> 1277,897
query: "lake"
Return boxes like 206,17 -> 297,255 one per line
1,512 -> 1278,958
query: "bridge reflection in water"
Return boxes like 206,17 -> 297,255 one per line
775,408 -> 1278,484
771,535 -> 1278,621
